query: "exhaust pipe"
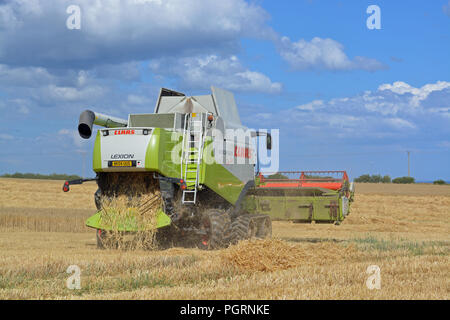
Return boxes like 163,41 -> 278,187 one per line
78,110 -> 128,139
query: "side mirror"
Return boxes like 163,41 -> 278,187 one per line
266,133 -> 272,150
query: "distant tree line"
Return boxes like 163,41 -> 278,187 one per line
354,174 -> 417,184
355,174 -> 447,185
0,172 -> 82,180
392,176 -> 415,184
354,174 -> 392,183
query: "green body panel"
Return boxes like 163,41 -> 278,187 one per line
145,127 -> 160,171
85,208 -> 171,231
243,190 -> 345,223
201,138 -> 244,204
202,161 -> 243,204
145,128 -> 183,178
92,131 -> 102,171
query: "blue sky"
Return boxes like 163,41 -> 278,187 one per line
0,0 -> 449,181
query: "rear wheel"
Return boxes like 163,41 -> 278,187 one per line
230,214 -> 272,244
230,214 -> 257,244
198,209 -> 231,250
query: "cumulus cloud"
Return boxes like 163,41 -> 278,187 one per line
0,64 -> 56,87
0,0 -> 273,68
295,100 -> 324,111
378,81 -> 450,108
250,80 -> 450,142
149,55 -> 282,93
0,63 -> 162,125
383,118 -> 416,129
0,0 -> 384,79
277,36 -> 387,72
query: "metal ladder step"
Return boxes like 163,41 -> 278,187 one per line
181,113 -> 206,204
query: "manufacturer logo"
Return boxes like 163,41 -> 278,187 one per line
234,146 -> 251,159
114,129 -> 135,135
111,154 -> 135,159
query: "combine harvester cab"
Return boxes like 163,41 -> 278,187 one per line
244,171 -> 354,224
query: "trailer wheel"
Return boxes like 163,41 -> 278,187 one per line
230,214 -> 257,244
199,209 -> 231,250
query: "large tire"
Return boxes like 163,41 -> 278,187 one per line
199,209 -> 231,250
230,214 -> 257,244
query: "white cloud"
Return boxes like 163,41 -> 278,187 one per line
0,64 -> 55,87
149,54 -> 282,93
379,81 -> 450,107
296,100 -> 324,111
0,62 -> 161,119
277,36 -> 387,72
44,84 -> 108,102
383,118 -> 416,129
0,0 -> 273,68
250,80 -> 450,142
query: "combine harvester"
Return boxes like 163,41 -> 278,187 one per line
63,87 -> 354,249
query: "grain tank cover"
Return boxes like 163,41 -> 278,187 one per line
211,86 -> 243,130
154,86 -> 244,129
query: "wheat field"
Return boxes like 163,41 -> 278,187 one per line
0,178 -> 448,299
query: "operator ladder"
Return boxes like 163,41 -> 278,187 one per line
181,113 -> 205,204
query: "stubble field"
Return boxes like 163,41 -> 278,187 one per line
0,178 -> 448,299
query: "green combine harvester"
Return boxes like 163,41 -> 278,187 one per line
63,87 -> 354,249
